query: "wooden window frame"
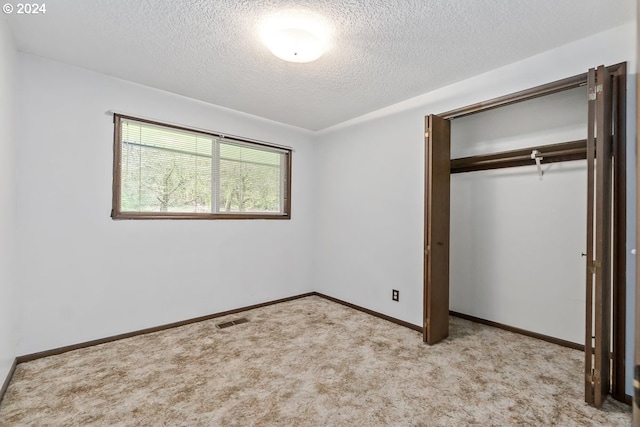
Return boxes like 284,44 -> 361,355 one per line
111,114 -> 292,220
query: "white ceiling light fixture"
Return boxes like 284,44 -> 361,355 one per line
266,28 -> 324,63
260,10 -> 331,64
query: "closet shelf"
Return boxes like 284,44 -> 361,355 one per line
450,139 -> 588,174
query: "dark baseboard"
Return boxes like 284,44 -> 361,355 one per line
7,294 -> 632,407
314,292 -> 423,332
17,292 -> 316,364
12,294 -> 605,364
449,311 -> 584,351
0,358 -> 17,405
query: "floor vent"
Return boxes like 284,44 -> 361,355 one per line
216,318 -> 249,329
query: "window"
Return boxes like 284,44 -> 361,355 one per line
112,115 -> 291,219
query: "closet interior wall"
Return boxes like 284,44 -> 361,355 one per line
448,85 -> 589,344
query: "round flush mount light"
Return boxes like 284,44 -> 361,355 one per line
265,28 -> 324,63
260,10 -> 331,64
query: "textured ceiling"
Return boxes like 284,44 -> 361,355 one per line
3,0 -> 634,131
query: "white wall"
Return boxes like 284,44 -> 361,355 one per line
14,54 -> 316,356
0,17 -> 17,385
315,23 -> 635,391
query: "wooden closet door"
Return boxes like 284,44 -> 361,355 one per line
585,65 -> 613,407
424,114 -> 451,345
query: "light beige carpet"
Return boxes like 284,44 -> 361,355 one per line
0,296 -> 631,426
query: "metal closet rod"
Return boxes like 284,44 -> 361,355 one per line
450,139 -> 589,174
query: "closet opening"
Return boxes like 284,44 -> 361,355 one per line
423,63 -> 627,407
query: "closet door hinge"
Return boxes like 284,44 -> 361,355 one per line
588,84 -> 603,101
586,369 -> 600,384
